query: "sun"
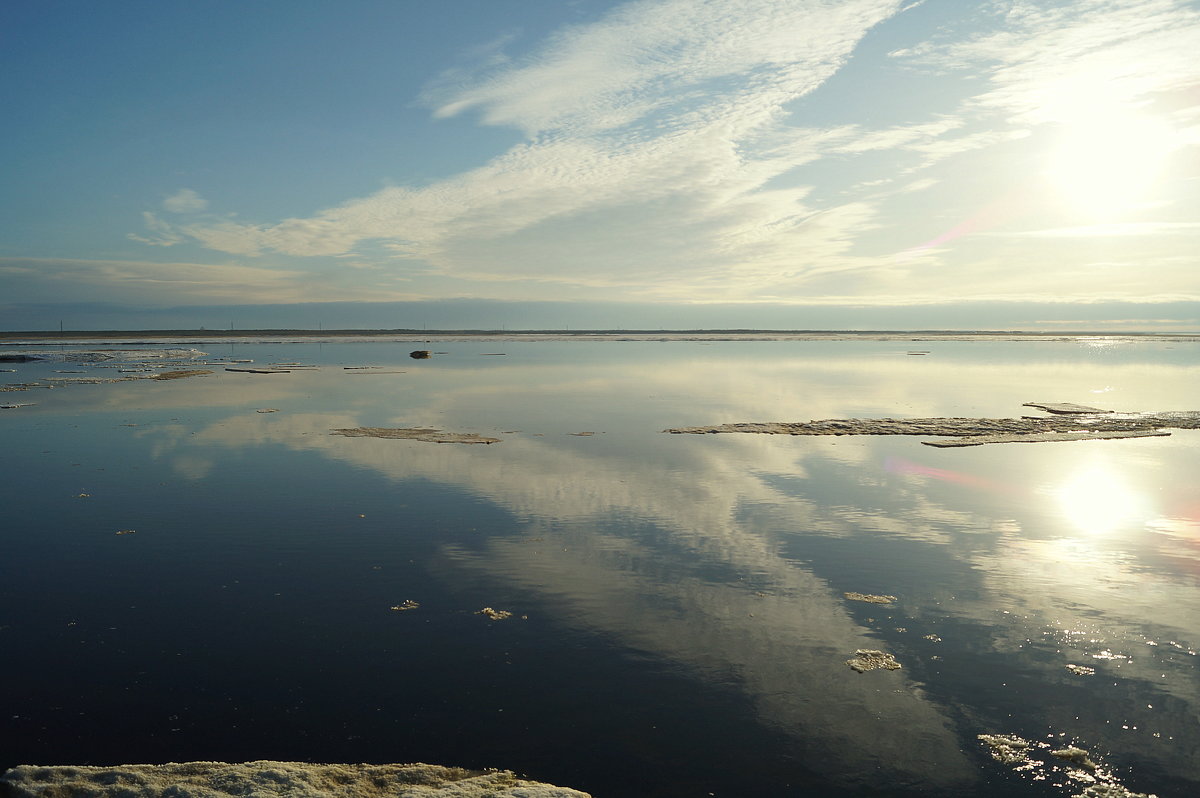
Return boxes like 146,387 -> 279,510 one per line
1044,101 -> 1177,221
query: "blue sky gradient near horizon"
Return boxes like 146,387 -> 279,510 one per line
2,0 -> 1198,331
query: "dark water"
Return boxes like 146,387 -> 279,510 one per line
2,338 -> 1197,797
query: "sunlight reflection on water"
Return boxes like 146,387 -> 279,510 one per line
1,338 -> 1198,797
1055,457 -> 1150,536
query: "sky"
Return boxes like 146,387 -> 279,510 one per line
2,0 -> 1198,331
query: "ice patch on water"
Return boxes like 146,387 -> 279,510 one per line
978,734 -> 1157,798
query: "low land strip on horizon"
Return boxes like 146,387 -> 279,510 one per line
1,329 -> 1198,342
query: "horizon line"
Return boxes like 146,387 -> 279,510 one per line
2,328 -> 1198,339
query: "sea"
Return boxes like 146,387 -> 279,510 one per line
2,334 -> 1197,798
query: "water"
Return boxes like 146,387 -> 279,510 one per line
2,337 -> 1198,797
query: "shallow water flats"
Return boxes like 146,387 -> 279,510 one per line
0,348 -> 206,362
0,348 -> 213,392
0,383 -> 53,392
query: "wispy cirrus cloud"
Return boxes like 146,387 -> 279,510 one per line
829,117 -> 964,155
163,188 -> 209,214
128,212 -> 186,246
131,0 -> 906,294
908,0 -> 1200,126
429,0 -> 898,136
126,0 -> 1200,308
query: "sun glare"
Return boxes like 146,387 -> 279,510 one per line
1056,462 -> 1146,536
1045,103 -> 1177,221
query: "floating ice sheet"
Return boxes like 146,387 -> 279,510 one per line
665,404 -> 1200,446
331,427 -> 501,444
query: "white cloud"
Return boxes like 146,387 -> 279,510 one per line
0,256 -> 300,301
830,117 -> 964,154
128,211 -> 185,246
1001,222 -> 1200,239
134,0 -> 905,288
126,0 -> 1200,308
432,0 -> 899,136
899,0 -> 1200,126
898,177 -> 937,193
163,188 -> 209,213
0,256 -> 420,305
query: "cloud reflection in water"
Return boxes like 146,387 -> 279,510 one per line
73,341 -> 1200,791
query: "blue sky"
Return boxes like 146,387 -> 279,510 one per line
2,0 -> 1198,330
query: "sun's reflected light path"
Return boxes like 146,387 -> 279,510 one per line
1056,458 -> 1150,536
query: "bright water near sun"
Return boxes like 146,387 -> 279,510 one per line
2,337 -> 1198,798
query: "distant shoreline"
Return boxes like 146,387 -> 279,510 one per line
0,328 -> 1195,343
1,329 -> 1197,344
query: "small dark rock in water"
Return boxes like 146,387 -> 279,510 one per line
410,350 -> 432,359
0,354 -> 43,362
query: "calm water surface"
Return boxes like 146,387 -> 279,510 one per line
2,338 -> 1198,797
